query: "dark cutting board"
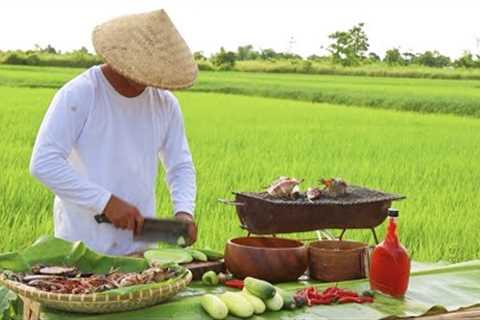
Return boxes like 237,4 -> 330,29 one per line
183,260 -> 226,280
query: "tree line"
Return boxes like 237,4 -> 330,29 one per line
203,23 -> 480,69
1,23 -> 479,70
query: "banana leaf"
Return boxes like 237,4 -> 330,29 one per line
41,260 -> 480,320
0,286 -> 17,320
0,235 -> 148,273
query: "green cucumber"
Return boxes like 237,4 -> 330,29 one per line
276,287 -> 296,309
265,291 -> 284,311
200,294 -> 228,319
202,271 -> 219,286
219,292 -> 254,318
198,248 -> 223,261
144,249 -> 193,266
244,277 -> 276,300
241,288 -> 266,314
187,248 -> 208,262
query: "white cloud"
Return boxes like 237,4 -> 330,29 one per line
0,0 -> 478,58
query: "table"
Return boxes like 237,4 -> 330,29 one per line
21,260 -> 480,320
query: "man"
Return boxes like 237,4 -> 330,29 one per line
29,9 -> 198,255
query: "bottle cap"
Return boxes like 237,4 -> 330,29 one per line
388,208 -> 399,217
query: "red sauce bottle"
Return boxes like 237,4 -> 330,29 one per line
369,208 -> 410,297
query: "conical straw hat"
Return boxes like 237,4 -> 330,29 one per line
92,9 -> 198,90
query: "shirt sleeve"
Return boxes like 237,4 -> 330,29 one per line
159,94 -> 196,216
29,85 -> 111,214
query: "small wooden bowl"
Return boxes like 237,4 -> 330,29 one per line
225,237 -> 308,283
309,240 -> 368,282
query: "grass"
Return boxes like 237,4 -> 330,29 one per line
0,74 -> 479,262
4,53 -> 480,80
235,60 -> 480,80
2,65 -> 480,118
193,72 -> 480,118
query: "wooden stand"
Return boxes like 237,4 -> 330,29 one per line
20,296 -> 41,320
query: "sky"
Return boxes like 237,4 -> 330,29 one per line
0,0 -> 479,59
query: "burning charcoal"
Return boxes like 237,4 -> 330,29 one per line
321,178 -> 348,197
267,177 -> 303,198
306,187 -> 322,201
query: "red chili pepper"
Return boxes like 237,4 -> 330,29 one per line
318,293 -> 337,301
336,289 -> 359,298
295,286 -> 372,306
310,296 -> 336,305
224,279 -> 244,289
307,287 -> 318,299
322,287 -> 339,295
338,296 -> 364,304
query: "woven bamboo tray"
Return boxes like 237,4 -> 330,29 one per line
0,270 -> 192,314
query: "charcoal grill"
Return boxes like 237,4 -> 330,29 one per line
220,186 -> 405,244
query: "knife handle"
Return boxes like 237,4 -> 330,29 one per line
94,214 -> 111,224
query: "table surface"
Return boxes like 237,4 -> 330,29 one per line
29,260 -> 480,320
416,307 -> 480,319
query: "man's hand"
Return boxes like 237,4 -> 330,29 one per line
103,195 -> 144,236
175,212 -> 197,245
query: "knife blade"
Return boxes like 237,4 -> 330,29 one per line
94,214 -> 192,246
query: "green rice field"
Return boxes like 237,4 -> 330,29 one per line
0,65 -> 479,262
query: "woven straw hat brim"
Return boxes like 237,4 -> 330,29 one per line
92,9 -> 198,90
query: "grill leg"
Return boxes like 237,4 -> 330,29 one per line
338,229 -> 347,240
247,232 -> 251,237
371,228 -> 379,245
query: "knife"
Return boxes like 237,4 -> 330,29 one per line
94,214 -> 193,246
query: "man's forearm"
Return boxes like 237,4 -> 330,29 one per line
167,161 -> 196,217
30,150 -> 111,213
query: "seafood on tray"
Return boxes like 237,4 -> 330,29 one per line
320,178 -> 348,198
306,187 -> 322,201
3,264 -> 181,294
266,177 -> 303,198
266,177 -> 348,200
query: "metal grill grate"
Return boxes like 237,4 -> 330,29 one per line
236,186 -> 405,207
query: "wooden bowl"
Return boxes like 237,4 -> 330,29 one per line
224,237 -> 308,283
309,240 -> 368,282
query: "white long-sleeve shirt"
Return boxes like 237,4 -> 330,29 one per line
30,66 -> 196,255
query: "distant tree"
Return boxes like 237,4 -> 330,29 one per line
328,22 -> 369,66
44,44 -> 57,54
415,51 -> 450,67
237,45 -> 256,60
277,52 -> 302,60
212,47 -> 236,69
71,46 -> 89,55
260,48 -> 277,60
248,50 -> 260,60
453,51 -> 479,68
402,52 -> 417,65
384,48 -> 405,65
307,54 -> 322,61
367,52 -> 381,62
193,51 -> 206,60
